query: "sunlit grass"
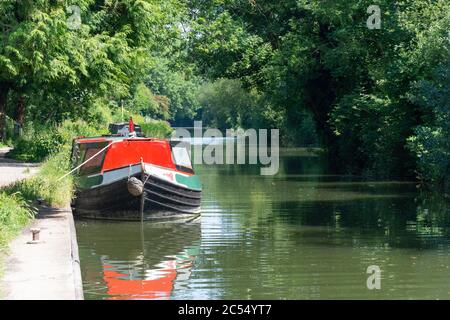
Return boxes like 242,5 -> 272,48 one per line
0,192 -> 35,248
0,142 -> 13,149
5,149 -> 73,208
140,120 -> 173,138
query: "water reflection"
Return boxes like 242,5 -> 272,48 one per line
77,221 -> 200,299
77,148 -> 450,299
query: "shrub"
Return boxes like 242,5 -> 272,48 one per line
140,120 -> 173,138
329,93 -> 416,178
9,125 -> 63,162
131,83 -> 170,120
0,141 -> 10,148
9,120 -> 108,163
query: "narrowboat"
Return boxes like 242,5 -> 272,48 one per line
70,120 -> 202,220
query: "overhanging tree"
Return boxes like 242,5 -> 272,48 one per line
0,0 -> 176,139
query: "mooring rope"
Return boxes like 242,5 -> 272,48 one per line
57,140 -> 118,182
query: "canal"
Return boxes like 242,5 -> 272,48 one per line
76,147 -> 450,299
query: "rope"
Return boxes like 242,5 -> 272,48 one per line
142,173 -> 151,185
57,140 -> 117,182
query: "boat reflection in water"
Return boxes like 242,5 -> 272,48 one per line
76,218 -> 201,300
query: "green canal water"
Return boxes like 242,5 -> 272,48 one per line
76,148 -> 450,299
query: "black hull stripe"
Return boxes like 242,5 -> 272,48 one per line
145,188 -> 201,207
145,197 -> 201,214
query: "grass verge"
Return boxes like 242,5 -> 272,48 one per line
6,151 -> 73,206
0,192 -> 35,248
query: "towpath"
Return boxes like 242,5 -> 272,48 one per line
0,147 -> 39,187
1,206 -> 83,300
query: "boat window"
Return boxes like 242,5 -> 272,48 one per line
79,143 -> 108,175
171,141 -> 194,174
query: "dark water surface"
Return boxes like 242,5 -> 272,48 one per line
76,149 -> 450,299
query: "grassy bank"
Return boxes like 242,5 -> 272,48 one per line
0,193 -> 35,248
0,150 -> 73,248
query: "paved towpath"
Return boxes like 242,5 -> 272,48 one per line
0,147 -> 39,187
1,206 -> 83,300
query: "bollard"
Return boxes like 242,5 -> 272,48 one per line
27,228 -> 41,244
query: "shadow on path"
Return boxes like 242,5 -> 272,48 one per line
0,147 -> 39,188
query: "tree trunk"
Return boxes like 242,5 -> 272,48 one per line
15,95 -> 25,125
0,82 -> 10,141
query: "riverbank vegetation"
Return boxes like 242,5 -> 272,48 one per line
186,0 -> 449,187
0,192 -> 34,247
0,0 -> 449,191
0,140 -> 74,247
0,153 -> 70,247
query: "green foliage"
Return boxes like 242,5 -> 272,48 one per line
140,120 -> 173,139
198,78 -> 254,130
0,116 -> 18,145
110,107 -> 146,124
6,150 -> 73,208
5,118 -> 106,208
189,9 -> 271,83
0,192 -> 35,247
407,62 -> 450,188
9,125 -> 63,162
130,83 -> 169,120
330,93 -> 414,177
144,57 -> 201,122
56,119 -> 109,144
187,0 -> 450,182
31,149 -> 74,207
9,120 -> 107,162
281,109 -> 319,147
82,100 -> 114,127
197,78 -> 318,145
0,0 -> 183,131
